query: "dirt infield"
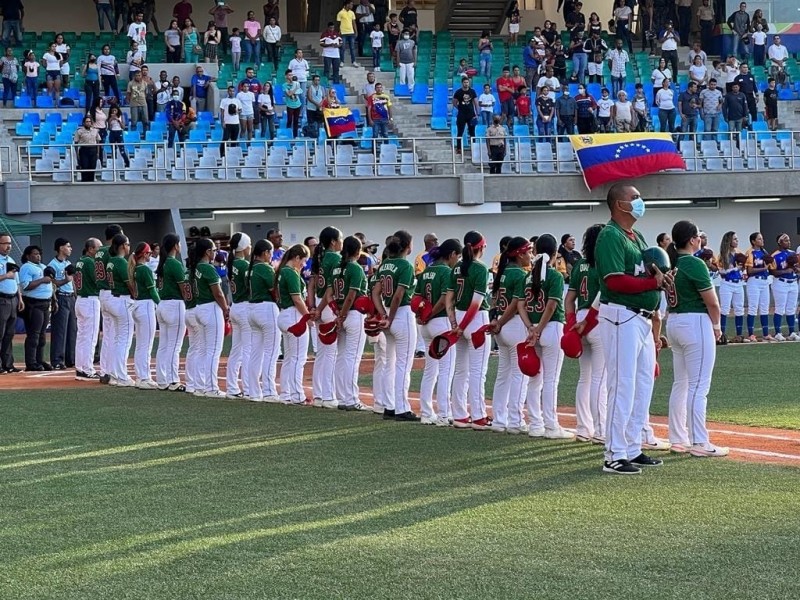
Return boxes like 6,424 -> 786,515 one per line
5,357 -> 800,467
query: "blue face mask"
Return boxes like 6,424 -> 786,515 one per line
628,196 -> 646,219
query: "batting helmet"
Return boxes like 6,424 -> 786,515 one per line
641,246 -> 670,273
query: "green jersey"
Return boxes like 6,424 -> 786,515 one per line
376,257 -> 415,307
595,220 -> 660,312
332,261 -> 367,305
519,267 -> 565,325
74,255 -> 98,298
94,245 -> 111,290
567,258 -> 599,311
107,256 -> 130,296
449,260 -> 490,311
249,262 -> 276,303
415,263 -> 452,319
158,256 -> 188,301
193,262 -> 220,305
134,264 -> 160,303
229,257 -> 250,304
668,254 -> 712,314
278,267 -> 305,310
315,251 -> 341,299
494,265 -> 527,313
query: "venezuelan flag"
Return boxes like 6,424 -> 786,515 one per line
569,133 -> 685,190
323,107 -> 357,138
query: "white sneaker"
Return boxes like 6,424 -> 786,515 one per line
774,333 -> 786,341
375,67 -> 381,72
313,397 -> 324,408
528,427 -> 546,438
352,62 -> 361,67
690,443 -> 729,457
435,416 -> 452,427
545,427 -> 575,440
575,434 -> 592,443
136,379 -> 158,390
167,382 -> 186,392
372,404 -> 384,414
642,438 -> 671,451
420,416 -> 437,425
113,377 -> 135,387
789,332 -> 800,341
670,443 -> 691,453
263,395 -> 282,403
490,424 -> 507,433
226,392 -> 244,399
249,396 -> 265,402
204,391 -> 227,399
192,390 -> 205,397
321,399 -> 339,409
591,436 -> 606,445
506,426 -> 523,435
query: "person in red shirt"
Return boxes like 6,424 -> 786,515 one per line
173,1 -> 193,25
515,84 -> 532,126
496,65 -> 515,127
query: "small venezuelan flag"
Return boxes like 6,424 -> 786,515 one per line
570,133 -> 686,190
323,107 -> 357,138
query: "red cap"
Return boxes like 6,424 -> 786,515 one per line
560,329 -> 583,359
410,295 -> 425,315
353,295 -> 376,315
223,319 -> 232,337
288,313 -> 311,337
429,331 -> 460,359
471,323 -> 493,349
364,316 -> 382,336
654,361 -> 661,378
516,341 -> 541,376
318,323 -> 338,345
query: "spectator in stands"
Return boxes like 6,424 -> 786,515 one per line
689,55 -> 708,89
478,30 -> 493,81
74,116 -> 101,183
337,1 -> 359,67
219,85 -> 241,156
22,52 -> 37,105
569,31 -> 587,85
606,38 -> 629,98
726,2 -> 750,62
54,34 -> 71,90
510,65 -> 525,92
113,0 -> 128,35
1,47 -> 19,108
155,70 -> 171,111
42,43 -> 63,106
587,46 -> 604,86
688,40 -> 707,66
507,1 -> 520,45
396,28 -> 416,92
515,84 -> 532,127
768,35 -> 789,89
107,105 -> 130,167
370,22 -> 384,71
632,83 -> 649,131
141,65 -> 156,120
173,0 -> 192,24
288,49 -> 310,118
182,18 -> 201,63
678,81 -> 699,141
204,21 -> 221,64
699,78 -> 723,138
613,0 -> 633,53
531,27 -> 547,63
399,0 -> 417,30
361,71 -> 376,124
81,54 -> 100,112
675,0 -> 692,46
96,0 -> 115,31
555,87 -> 576,136
763,77 -> 778,132
243,11 -> 261,66
229,27 -> 241,71
283,69 -> 302,138
263,0 -> 279,25
126,40 -> 143,81
486,116 -> 506,174
262,16 -> 281,70
522,38 -> 539,89
164,18 -> 182,62
751,21 -> 766,67
355,0 -> 375,59
127,70 -> 149,131
478,83 -> 495,126
536,66 -> 560,100
536,85 -> 556,139
387,13 -> 401,66
452,77 -> 478,154
143,0 -> 161,35
172,75 -> 183,100
723,55 -> 739,93
166,90 -> 187,148
236,81 -> 255,141
550,40 -> 566,84
650,56 -> 671,106
575,84 -> 596,133
596,87 -> 613,132
1,0 -> 23,48
320,22 -> 342,85
306,73 -> 325,132
368,81 -> 393,143
322,87 -> 341,108
496,66 -> 515,128
612,89 -> 633,133
566,1 -> 586,29
209,0 -> 234,55
733,62 -> 757,126
98,45 -> 119,104
258,80 -> 276,139
658,20 -> 678,80
655,77 -> 676,133
89,98 -> 107,160
693,0 -> 713,48
127,11 -> 148,61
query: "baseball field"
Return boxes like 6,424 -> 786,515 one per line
1,338 -> 799,599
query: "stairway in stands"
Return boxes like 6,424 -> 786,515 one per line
444,0 -> 512,36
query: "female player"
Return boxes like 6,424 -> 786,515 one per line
517,234 -> 573,439
490,236 -> 532,434
277,244 -> 314,405
744,231 -> 772,342
247,239 -> 281,402
717,231 -> 745,343
565,224 -> 607,443
130,242 -> 160,389
665,220 -> 728,457
310,226 -> 343,409
332,236 -> 369,411
768,233 -> 798,341
367,266 -> 388,415
416,238 -> 462,426
105,233 -> 135,386
372,230 -> 419,422
446,231 -> 492,430
190,238 -> 229,397
155,234 -> 188,391
225,232 -> 253,399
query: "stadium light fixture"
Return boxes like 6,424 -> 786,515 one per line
732,198 -> 781,203
644,200 -> 693,206
359,205 -> 411,211
213,209 -> 266,214
550,202 -> 601,207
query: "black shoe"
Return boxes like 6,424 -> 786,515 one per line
41,362 -> 53,371
0,368 -> 6,374
337,404 -> 348,410
382,409 -> 396,420
99,374 -> 111,384
602,459 -> 642,475
395,411 -> 421,422
5,367 -> 21,373
25,365 -> 45,372
414,351 -> 425,358
717,333 -> 728,346
630,453 -> 663,467
53,363 -> 65,370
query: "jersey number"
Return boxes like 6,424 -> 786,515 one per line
525,287 -> 545,313
380,275 -> 394,298
579,277 -> 589,301
667,286 -> 678,309
496,287 -> 508,311
73,271 -> 83,292
95,261 -> 106,282
455,277 -> 465,303
333,277 -> 346,302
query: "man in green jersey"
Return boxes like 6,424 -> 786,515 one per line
74,238 -> 102,380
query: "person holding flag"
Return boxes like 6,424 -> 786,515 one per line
367,81 -> 393,143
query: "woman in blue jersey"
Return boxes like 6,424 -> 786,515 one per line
717,231 -> 745,343
744,231 -> 772,342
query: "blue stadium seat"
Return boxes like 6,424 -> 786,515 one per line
22,112 -> 41,126
154,111 -> 167,122
45,113 -> 63,127
189,129 -> 208,141
14,96 -> 32,108
411,83 -> 429,104
430,116 -> 448,130
274,85 -> 284,105
778,89 -> 796,100
66,112 -> 84,125
37,96 -> 54,108
333,84 -> 347,104
15,122 -> 34,137
393,83 -> 411,97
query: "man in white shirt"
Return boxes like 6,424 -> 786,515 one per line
127,11 -> 148,61
288,49 -> 310,118
155,70 -> 172,112
361,71 -> 376,124
320,22 -> 343,85
536,67 -> 560,101
606,39 -> 629,99
659,21 -> 678,80
688,41 -> 707,66
219,86 -> 242,157
768,35 -> 790,88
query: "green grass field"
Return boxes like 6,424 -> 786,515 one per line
1,343 -> 799,599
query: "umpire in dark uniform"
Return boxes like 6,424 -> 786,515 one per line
49,237 -> 78,370
0,232 -> 23,373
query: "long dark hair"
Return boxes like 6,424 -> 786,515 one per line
385,230 -> 412,258
668,220 -> 698,268
429,238 -> 462,264
277,243 -> 310,273
157,233 -> 180,280
492,236 -> 529,295
227,232 -> 247,280
188,238 -> 214,274
110,233 -> 129,257
247,239 -> 274,291
339,236 -> 362,270
720,231 -> 736,265
311,226 -> 342,275
582,224 -> 605,267
531,234 -> 557,297
460,230 -> 484,275
128,241 -> 150,282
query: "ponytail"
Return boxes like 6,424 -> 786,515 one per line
492,236 -> 529,295
312,226 -> 342,275
157,233 -> 180,280
432,238 -> 462,266
248,239 -> 274,283
582,224 -> 605,268
670,220 -> 699,267
340,236 -> 362,271
188,238 -> 214,275
385,230 -> 412,258
461,230 -> 485,276
531,234 -> 556,297
227,232 -> 242,280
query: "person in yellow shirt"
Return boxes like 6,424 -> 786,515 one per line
413,233 -> 439,275
336,1 -> 360,67
490,236 -> 512,276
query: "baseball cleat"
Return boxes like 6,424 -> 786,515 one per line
312,397 -> 324,408
345,402 -> 371,412
789,332 -> 800,341
204,391 -> 227,399
471,417 -> 492,430
321,399 -> 339,409
591,436 -> 606,445
167,382 -> 186,392
774,333 -> 786,341
112,377 -> 136,387
394,411 -> 421,422
603,459 -> 642,475
642,438 -> 671,451
506,426 -> 524,435
452,417 -> 472,429
136,380 -> 159,390
372,404 -> 384,414
263,396 -> 282,403
670,443 -> 691,453
489,424 -> 507,433
690,443 -> 730,457
528,427 -> 546,438
99,374 -> 111,384
435,416 -> 452,427
575,434 -> 593,443
382,409 -> 396,420
545,427 -> 575,440
630,453 -> 663,467
420,416 -> 437,425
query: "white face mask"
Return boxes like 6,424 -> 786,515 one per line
403,34 -> 410,39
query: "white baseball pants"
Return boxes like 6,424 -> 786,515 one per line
106,294 -> 134,382
384,305 -> 416,415
666,312 -> 716,446
772,279 -> 798,316
248,301 -> 281,399
195,302 -> 224,394
574,308 -> 607,440
600,303 -> 656,463
132,299 -> 156,382
278,307 -> 309,404
75,296 -> 100,376
184,307 -> 203,393
155,299 -> 186,387
419,316 -> 456,420
226,302 -> 253,397
334,310 -> 367,406
525,321 -> 565,431
398,62 -> 415,90
492,315 -> 528,429
451,310 -> 491,422
371,332 -> 389,411
746,277 -> 770,315
719,280 -> 745,316
415,324 -> 426,354
312,305 -> 337,401
98,289 -> 114,376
